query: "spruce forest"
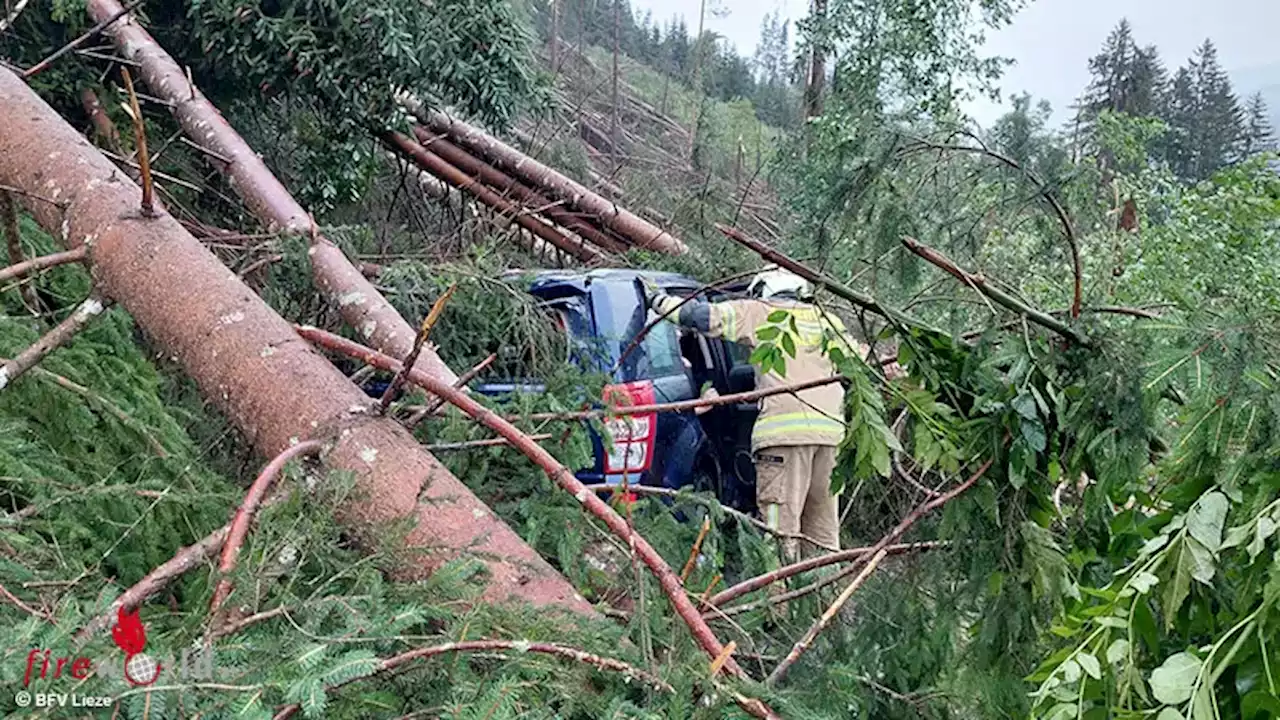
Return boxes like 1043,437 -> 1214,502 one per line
0,0 -> 1278,718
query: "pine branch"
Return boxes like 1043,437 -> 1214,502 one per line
297,326 -> 782,717
272,639 -> 675,719
766,458 -> 994,685
0,581 -> 56,624
209,440 -> 324,621
901,136 -> 1084,319
706,541 -> 946,609
0,245 -> 88,284
901,237 -> 1090,346
76,525 -> 230,643
120,68 -> 156,218
0,293 -> 109,392
680,516 -> 711,584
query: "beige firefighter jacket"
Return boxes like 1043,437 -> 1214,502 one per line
653,294 -> 865,451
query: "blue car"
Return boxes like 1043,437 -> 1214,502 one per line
475,268 -> 763,513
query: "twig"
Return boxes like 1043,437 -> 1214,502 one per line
900,236 -> 1089,346
2,191 -> 43,314
707,541 -> 945,609
580,483 -> 826,547
766,458 -> 994,685
120,68 -> 155,218
903,138 -> 1082,318
206,605 -> 287,642
421,433 -> 552,451
0,0 -> 32,33
380,283 -> 455,413
402,352 -> 496,428
21,0 -> 145,78
272,639 -> 674,719
236,254 -> 283,278
680,516 -> 711,584
0,294 -> 109,391
0,183 -> 70,209
295,327 -> 762,688
0,581 -> 55,623
76,525 -> 229,643
209,441 -> 324,620
410,375 -> 843,424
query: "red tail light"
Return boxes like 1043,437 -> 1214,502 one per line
602,380 -> 656,474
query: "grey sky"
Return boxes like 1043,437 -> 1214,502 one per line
632,0 -> 1280,129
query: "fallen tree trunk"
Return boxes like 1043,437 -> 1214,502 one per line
0,68 -> 592,617
383,131 -> 610,264
83,0 -> 460,388
402,96 -> 688,256
411,127 -> 631,254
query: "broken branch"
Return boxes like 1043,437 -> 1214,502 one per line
422,433 -> 553,451
0,246 -> 89,284
0,293 -> 109,391
209,440 -> 324,621
403,352 -> 496,428
119,68 -> 155,218
379,283 -> 455,413
766,457 -> 994,685
0,581 -> 55,624
273,639 -> 674,719
900,236 -> 1089,346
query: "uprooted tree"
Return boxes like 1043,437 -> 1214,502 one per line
2,0 -> 1279,718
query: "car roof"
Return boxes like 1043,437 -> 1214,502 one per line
500,268 -> 698,295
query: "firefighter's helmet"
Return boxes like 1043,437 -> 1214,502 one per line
748,265 -> 813,301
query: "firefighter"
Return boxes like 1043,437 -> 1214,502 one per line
643,267 -> 865,564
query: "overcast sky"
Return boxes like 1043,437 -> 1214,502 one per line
632,0 -> 1280,129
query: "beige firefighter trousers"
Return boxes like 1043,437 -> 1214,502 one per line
753,445 -> 840,562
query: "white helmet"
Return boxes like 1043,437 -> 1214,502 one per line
748,265 -> 813,300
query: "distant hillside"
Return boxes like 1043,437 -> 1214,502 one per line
1231,62 -> 1280,130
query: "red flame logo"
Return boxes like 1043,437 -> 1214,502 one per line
111,607 -> 147,655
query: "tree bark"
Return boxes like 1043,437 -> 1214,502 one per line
0,68 -> 593,617
804,0 -> 827,119
402,95 -> 688,255
83,0 -> 461,388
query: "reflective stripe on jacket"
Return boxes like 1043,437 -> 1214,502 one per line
653,294 -> 866,450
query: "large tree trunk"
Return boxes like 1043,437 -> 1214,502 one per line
404,97 -> 688,256
804,0 -> 827,119
84,0 -> 460,389
383,131 -> 610,264
0,68 -> 593,617
410,128 -> 630,254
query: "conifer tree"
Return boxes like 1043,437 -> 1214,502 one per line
1240,91 -> 1277,156
1162,39 -> 1245,180
1072,20 -> 1167,140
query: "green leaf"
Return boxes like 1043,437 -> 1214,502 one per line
756,326 -> 781,341
1012,392 -> 1039,420
1156,709 -> 1185,720
1106,638 -> 1130,665
781,332 -> 796,358
1247,517 -> 1276,561
1062,658 -> 1082,683
1187,490 -> 1229,552
1164,538 -> 1195,624
1242,691 -> 1280,720
767,310 -> 789,322
1044,703 -> 1078,720
1021,418 -> 1047,452
1132,571 -> 1160,595
1190,683 -> 1214,720
1149,652 -> 1203,705
1078,652 -> 1102,680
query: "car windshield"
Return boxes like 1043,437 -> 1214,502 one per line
583,289 -> 684,380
